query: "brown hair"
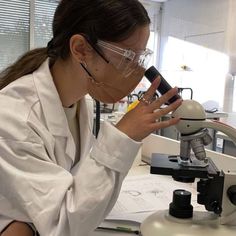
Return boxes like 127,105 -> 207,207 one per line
0,0 -> 150,89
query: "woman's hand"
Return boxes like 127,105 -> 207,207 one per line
115,77 -> 182,142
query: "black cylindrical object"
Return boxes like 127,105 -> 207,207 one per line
169,189 -> 193,219
145,66 -> 181,104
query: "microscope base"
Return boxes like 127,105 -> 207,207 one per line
140,210 -> 236,236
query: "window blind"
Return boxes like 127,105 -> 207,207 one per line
0,0 -> 30,71
34,0 -> 58,48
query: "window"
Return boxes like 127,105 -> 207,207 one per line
161,36 -> 229,108
0,0 -> 58,72
0,0 -> 159,85
34,0 -> 58,48
0,0 -> 30,71
133,0 -> 161,94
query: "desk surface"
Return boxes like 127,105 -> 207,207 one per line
205,111 -> 228,119
89,165 -> 149,236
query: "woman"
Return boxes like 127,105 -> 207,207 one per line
0,0 -> 182,235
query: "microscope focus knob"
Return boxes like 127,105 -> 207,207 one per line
169,189 -> 193,219
227,185 -> 236,205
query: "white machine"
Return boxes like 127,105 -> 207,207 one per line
140,100 -> 236,235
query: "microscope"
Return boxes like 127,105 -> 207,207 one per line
140,67 -> 236,235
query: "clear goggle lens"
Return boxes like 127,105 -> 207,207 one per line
97,40 -> 153,77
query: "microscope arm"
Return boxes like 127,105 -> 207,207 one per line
200,120 -> 236,146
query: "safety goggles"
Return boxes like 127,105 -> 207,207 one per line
96,40 -> 153,77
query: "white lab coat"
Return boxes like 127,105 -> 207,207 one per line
0,60 -> 141,236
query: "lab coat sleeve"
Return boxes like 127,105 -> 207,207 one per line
91,121 -> 141,173
0,122 -> 141,236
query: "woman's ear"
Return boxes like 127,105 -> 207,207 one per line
69,34 -> 93,63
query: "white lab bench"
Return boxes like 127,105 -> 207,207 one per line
216,131 -> 236,157
215,112 -> 236,157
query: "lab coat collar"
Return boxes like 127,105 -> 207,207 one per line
33,59 -> 70,137
78,96 -> 94,161
33,59 -> 94,163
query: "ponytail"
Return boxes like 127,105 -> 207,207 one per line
0,48 -> 48,90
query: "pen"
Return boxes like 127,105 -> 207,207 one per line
96,226 -> 140,235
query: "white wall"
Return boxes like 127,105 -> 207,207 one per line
160,0 -> 228,54
158,0 -> 234,113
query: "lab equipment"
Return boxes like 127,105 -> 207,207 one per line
141,99 -> 236,235
144,66 -> 181,104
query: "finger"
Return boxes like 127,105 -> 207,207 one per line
138,77 -> 161,106
152,98 -> 182,119
148,87 -> 179,110
151,117 -> 180,131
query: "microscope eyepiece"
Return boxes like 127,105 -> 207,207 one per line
145,66 -> 181,104
169,189 -> 193,219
